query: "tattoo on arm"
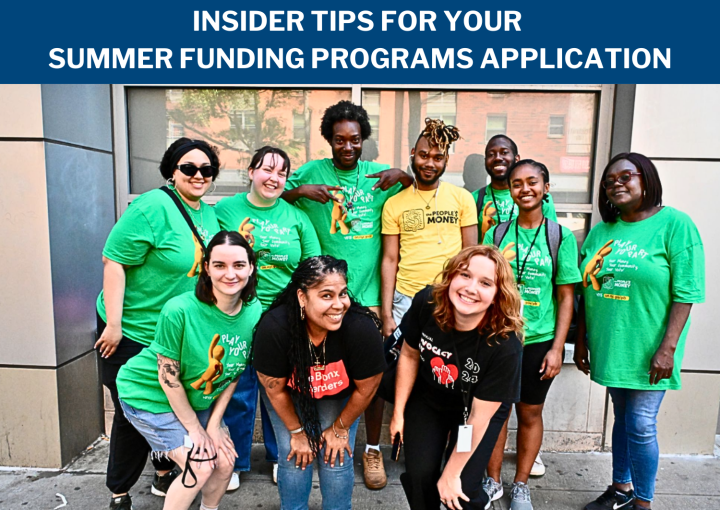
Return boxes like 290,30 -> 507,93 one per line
157,354 -> 181,388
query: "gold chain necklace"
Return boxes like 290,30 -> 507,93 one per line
308,335 -> 327,371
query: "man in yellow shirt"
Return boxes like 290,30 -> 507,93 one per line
381,119 -> 478,336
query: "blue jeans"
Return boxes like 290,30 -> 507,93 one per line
261,386 -> 358,510
608,387 -> 666,503
224,367 -> 278,471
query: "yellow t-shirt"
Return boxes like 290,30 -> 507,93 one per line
382,182 -> 478,297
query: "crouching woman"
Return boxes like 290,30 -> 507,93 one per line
116,231 -> 261,510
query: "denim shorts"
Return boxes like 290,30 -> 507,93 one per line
119,399 -> 212,456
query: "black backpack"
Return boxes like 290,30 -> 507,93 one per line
475,186 -> 488,218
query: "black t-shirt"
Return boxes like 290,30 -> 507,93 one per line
400,286 -> 522,411
253,305 -> 387,400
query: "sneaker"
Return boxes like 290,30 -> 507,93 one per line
272,463 -> 278,485
510,481 -> 533,510
362,450 -> 387,490
151,466 -> 181,497
529,453 -> 546,477
226,472 -> 240,492
583,485 -> 636,510
483,476 -> 504,502
109,494 -> 133,510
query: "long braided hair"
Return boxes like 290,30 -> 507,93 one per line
417,117 -> 462,155
256,255 -> 381,455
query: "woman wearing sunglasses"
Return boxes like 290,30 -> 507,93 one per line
574,153 -> 705,510
215,146 -> 321,488
95,138 -> 222,510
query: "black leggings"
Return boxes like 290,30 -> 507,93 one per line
97,314 -> 175,495
401,390 -> 511,510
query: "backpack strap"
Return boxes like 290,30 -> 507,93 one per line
160,186 -> 208,256
493,220 -> 513,247
544,219 -> 563,287
475,186 -> 487,217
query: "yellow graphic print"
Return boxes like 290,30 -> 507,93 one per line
583,239 -> 614,291
191,333 -> 225,395
501,242 -> 517,263
402,209 -> 425,232
239,217 -> 256,247
329,192 -> 350,235
480,201 -> 497,241
187,235 -> 203,277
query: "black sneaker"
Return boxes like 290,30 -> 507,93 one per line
109,494 -> 133,510
584,485 -> 635,510
151,466 -> 182,497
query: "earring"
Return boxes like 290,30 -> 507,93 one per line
300,306 -> 305,320
209,181 -> 217,194
166,178 -> 175,189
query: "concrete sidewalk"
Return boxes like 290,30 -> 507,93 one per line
1,439 -> 719,509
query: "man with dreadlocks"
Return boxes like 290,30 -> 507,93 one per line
282,99 -> 412,489
381,118 -> 478,337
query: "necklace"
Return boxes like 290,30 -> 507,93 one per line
308,335 -> 327,371
331,162 -> 360,211
178,192 -> 206,241
416,185 -> 439,210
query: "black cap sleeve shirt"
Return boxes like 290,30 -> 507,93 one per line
400,286 -> 523,411
253,305 -> 387,400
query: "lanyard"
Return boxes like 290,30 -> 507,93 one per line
452,338 -> 481,425
514,218 -> 544,286
490,187 -> 514,224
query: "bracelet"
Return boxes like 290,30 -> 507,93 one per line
289,426 -> 304,435
332,422 -> 348,440
338,416 -> 346,430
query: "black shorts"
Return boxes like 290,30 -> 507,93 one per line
520,339 -> 562,406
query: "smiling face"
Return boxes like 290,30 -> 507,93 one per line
485,137 -> 520,182
411,136 -> 448,188
510,164 -> 550,212
205,243 -> 254,301
330,120 -> 363,171
248,153 -> 288,204
172,149 -> 213,202
604,159 -> 644,213
297,273 -> 351,336
448,255 -> 498,326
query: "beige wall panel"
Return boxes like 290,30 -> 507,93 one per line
0,367 -> 61,467
657,373 -> 720,455
0,85 -> 43,138
653,160 -> 718,371
632,85 -> 720,159
0,142 -> 56,366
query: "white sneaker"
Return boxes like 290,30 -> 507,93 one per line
227,472 -> 240,492
272,463 -> 278,484
529,453 -> 546,477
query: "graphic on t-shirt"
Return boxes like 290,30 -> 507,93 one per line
501,242 -> 517,262
462,357 -> 480,384
583,239 -> 614,290
330,192 -> 351,235
191,333 -> 225,395
480,202 -> 498,240
402,209 -> 425,232
187,235 -> 204,278
239,217 -> 256,247
289,360 -> 350,398
430,357 -> 458,388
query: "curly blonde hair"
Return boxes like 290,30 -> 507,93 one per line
432,245 -> 524,343
418,118 -> 461,155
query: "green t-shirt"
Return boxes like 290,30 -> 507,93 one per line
215,193 -> 321,310
484,220 -> 582,345
117,292 -> 262,413
473,186 -> 557,240
286,159 -> 402,307
96,189 -> 220,346
579,207 -> 705,390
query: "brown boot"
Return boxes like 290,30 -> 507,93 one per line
362,449 -> 387,490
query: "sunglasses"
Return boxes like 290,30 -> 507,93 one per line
601,171 -> 642,189
177,163 -> 216,178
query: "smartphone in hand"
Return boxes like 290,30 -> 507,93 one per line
391,432 -> 402,461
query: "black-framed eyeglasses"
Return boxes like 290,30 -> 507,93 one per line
177,163 -> 216,178
601,172 -> 642,189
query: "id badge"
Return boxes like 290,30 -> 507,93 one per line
184,434 -> 193,449
520,300 -> 525,316
456,425 -> 473,453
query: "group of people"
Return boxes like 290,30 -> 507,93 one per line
95,99 -> 705,510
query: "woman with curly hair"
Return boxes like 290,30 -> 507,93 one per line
253,255 -> 386,509
388,245 -> 524,510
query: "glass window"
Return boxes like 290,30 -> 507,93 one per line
548,115 -> 565,138
486,114 -> 508,142
126,87 -> 352,195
